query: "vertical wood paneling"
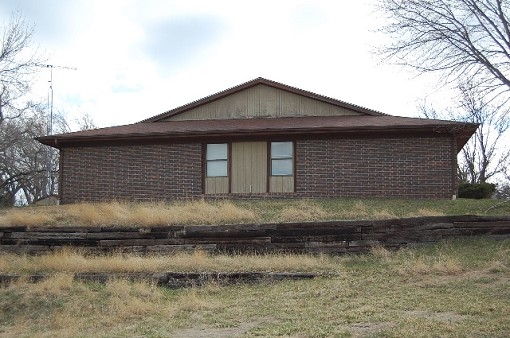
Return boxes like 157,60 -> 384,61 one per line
235,90 -> 248,118
258,86 -> 278,117
205,177 -> 229,194
316,99 -> 331,116
231,143 -> 244,193
300,96 -> 317,115
164,84 -> 362,121
280,90 -> 300,117
232,142 -> 267,193
270,176 -> 294,193
246,85 -> 259,117
254,142 -> 267,192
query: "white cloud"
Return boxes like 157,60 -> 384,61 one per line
0,0 -> 448,130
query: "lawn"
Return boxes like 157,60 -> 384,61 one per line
1,238 -> 509,337
1,198 -> 509,337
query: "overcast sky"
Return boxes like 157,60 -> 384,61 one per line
1,0 -> 448,129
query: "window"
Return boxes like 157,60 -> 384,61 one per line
271,141 -> 293,176
206,144 -> 228,177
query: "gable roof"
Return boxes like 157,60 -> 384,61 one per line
38,115 -> 478,152
141,77 -> 386,122
36,77 -> 478,153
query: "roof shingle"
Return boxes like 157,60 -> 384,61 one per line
38,115 -> 477,152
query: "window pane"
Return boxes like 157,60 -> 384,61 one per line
207,144 -> 228,160
272,159 -> 293,176
207,160 -> 227,177
271,142 -> 292,158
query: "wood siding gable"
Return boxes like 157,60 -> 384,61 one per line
163,84 -> 362,121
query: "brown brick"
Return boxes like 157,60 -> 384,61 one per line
60,135 -> 457,203
61,143 -> 202,203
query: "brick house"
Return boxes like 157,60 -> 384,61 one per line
38,78 -> 477,203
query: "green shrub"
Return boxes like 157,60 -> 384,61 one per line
458,183 -> 496,199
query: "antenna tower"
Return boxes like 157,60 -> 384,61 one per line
36,63 -> 77,199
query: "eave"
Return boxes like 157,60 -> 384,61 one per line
38,121 -> 478,153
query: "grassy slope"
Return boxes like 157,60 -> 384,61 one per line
1,198 -> 509,227
1,238 -> 509,337
248,198 -> 510,222
1,199 -> 509,336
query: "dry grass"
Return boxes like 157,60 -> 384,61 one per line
394,252 -> 465,276
332,201 -> 400,220
278,200 -> 330,221
372,209 -> 398,219
344,200 -> 370,218
1,238 -> 509,337
409,208 -> 446,217
2,275 -> 179,337
99,199 -> 257,225
0,197 -> 508,227
0,248 -> 338,274
370,244 -> 393,261
0,199 -> 258,227
487,260 -> 509,273
0,208 -> 54,227
105,278 -> 176,319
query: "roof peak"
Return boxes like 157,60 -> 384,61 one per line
141,77 -> 386,123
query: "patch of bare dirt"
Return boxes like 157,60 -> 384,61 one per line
405,310 -> 469,322
171,322 -> 259,338
348,322 -> 394,336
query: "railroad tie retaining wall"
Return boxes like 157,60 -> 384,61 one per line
1,215 -> 509,255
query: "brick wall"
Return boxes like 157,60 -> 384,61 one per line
60,136 -> 457,203
295,137 -> 456,198
61,143 -> 202,203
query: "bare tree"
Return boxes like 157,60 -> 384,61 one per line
378,0 -> 510,100
0,106 -> 71,205
0,12 -> 42,124
458,83 -> 510,183
0,13 -> 46,206
75,112 -> 97,131
0,105 -> 45,205
420,82 -> 509,184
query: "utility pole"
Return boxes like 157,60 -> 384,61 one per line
36,63 -> 77,199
